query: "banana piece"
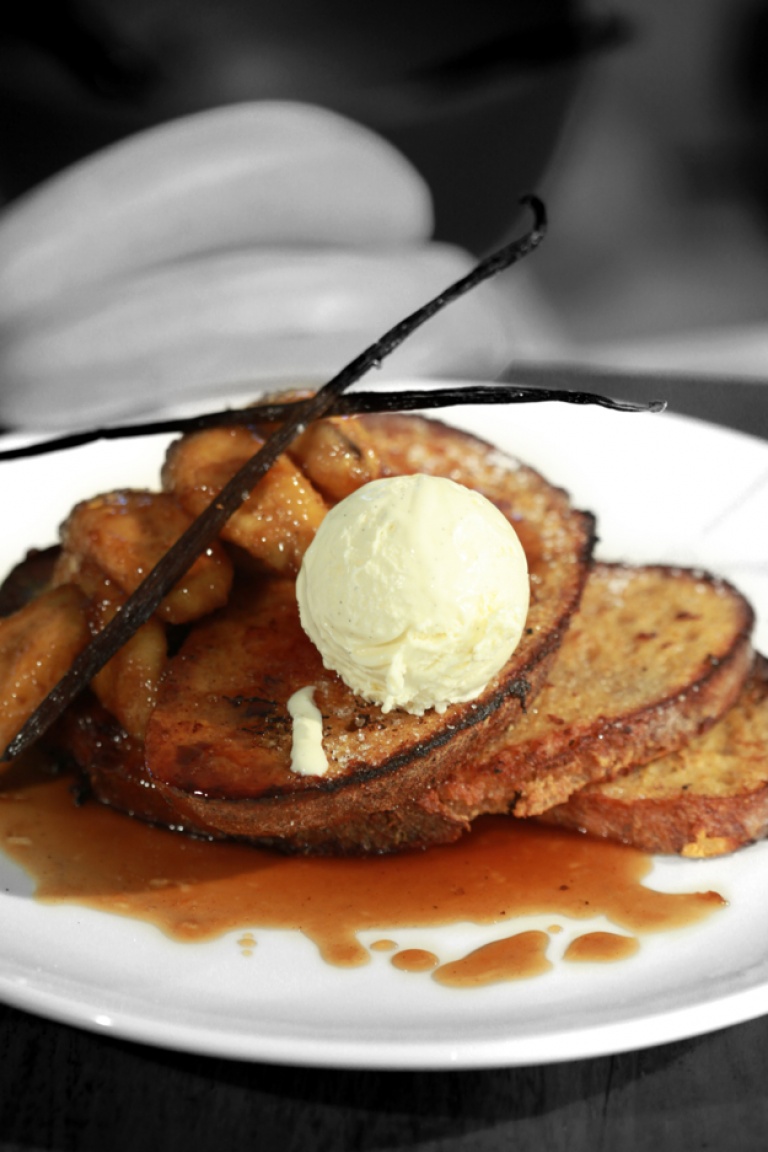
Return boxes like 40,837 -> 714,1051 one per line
0,246 -> 515,427
0,102 -> 433,322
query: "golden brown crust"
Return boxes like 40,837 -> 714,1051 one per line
541,653 -> 768,857
56,700 -> 184,831
349,562 -> 757,852
438,563 -> 755,816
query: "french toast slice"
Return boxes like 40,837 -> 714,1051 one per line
325,562 -> 756,853
540,653 -> 768,858
103,412 -> 594,849
435,563 -> 755,811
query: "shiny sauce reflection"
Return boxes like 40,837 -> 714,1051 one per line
0,760 -> 725,986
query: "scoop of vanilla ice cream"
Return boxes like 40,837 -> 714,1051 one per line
295,473 -> 529,715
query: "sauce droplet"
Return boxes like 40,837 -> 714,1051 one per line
370,939 -> 397,952
392,949 -> 439,973
564,931 -> 640,964
434,930 -> 552,987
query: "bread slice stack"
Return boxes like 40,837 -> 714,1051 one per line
409,562 -> 764,858
540,652 -> 768,858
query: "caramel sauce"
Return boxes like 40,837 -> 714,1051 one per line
563,931 -> 641,964
0,760 -> 725,987
392,949 -> 439,973
434,931 -> 552,987
370,939 -> 398,952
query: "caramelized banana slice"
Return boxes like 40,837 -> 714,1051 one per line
286,417 -> 383,502
0,584 -> 91,755
51,555 -> 166,741
89,583 -> 167,744
59,489 -> 233,624
162,425 -> 328,573
251,397 -> 382,501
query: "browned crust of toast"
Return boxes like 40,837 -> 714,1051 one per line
80,413 -> 594,849
540,652 -> 768,857
435,563 -> 755,813
335,561 -> 756,853
55,700 -> 183,830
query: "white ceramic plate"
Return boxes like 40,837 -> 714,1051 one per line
1,385 -> 768,1070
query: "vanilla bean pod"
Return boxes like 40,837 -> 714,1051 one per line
3,196 -> 547,760
0,382 -> 664,462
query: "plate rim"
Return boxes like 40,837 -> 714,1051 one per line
1,384 -> 767,1069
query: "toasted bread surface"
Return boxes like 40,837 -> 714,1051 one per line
438,562 -> 755,814
541,653 -> 768,857
346,561 -> 756,852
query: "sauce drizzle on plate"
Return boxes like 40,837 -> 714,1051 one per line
0,758 -> 725,987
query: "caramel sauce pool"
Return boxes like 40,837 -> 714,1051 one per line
0,761 -> 725,987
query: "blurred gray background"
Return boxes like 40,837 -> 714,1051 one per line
1,0 -> 767,387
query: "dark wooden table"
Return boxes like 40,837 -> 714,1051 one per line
1,375 -> 767,1152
